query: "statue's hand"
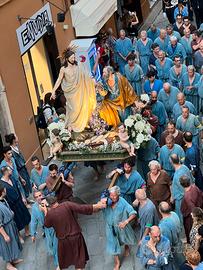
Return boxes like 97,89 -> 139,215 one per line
51,93 -> 56,100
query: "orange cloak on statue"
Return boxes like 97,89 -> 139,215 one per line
99,73 -> 138,127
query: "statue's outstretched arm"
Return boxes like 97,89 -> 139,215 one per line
51,67 -> 65,99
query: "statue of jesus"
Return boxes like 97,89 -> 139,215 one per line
51,48 -> 96,132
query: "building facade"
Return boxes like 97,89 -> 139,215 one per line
0,0 -> 118,166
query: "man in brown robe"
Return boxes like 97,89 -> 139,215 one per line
180,175 -> 203,243
160,120 -> 184,147
42,196 -> 105,270
46,164 -> 74,203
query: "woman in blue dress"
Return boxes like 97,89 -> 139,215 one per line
5,133 -> 32,198
0,167 -> 31,243
182,65 -> 201,112
124,53 -> 144,96
0,183 -> 23,270
137,31 -> 153,75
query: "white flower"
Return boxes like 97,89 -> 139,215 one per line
134,121 -> 145,132
134,142 -> 140,149
132,131 -> 136,137
140,94 -> 150,103
136,133 -> 145,144
124,118 -> 134,127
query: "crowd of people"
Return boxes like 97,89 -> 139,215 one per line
0,2 -> 203,270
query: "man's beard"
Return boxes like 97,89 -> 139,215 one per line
103,74 -> 110,82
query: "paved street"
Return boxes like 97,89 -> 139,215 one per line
0,161 -> 144,270
0,4 -> 170,270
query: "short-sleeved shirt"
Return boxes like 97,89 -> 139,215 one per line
43,104 -> 57,124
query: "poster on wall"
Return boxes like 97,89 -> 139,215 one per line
16,3 -> 53,55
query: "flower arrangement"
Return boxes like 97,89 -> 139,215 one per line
124,114 -> 152,149
66,140 -> 122,153
140,94 -> 150,104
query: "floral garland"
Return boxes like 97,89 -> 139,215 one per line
124,114 -> 152,149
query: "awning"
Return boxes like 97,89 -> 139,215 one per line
70,0 -> 117,37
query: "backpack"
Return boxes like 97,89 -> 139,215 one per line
36,105 -> 53,129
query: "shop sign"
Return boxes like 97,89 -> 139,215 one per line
16,3 -> 53,55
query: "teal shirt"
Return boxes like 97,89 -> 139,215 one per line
31,202 -> 58,266
176,113 -> 201,137
159,211 -> 181,246
158,86 -> 180,117
159,144 -> 185,177
172,165 -> 194,200
103,197 -> 136,255
117,170 -> 145,204
155,58 -> 173,82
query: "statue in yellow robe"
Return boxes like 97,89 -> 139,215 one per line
51,48 -> 96,132
98,66 -> 138,127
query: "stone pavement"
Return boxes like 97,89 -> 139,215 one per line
0,161 -> 145,270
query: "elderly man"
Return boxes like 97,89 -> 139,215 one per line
159,202 -> 181,247
158,82 -> 180,118
103,186 -> 137,270
172,92 -> 196,122
154,29 -> 169,52
115,29 -> 133,75
176,105 -> 202,145
134,189 -> 159,256
107,158 -> 145,205
147,24 -> 160,42
169,56 -> 187,88
151,91 -> 168,142
137,31 -> 153,75
31,191 -> 59,269
180,175 -> 203,243
180,28 -> 193,65
140,226 -> 174,270
147,160 -> 171,210
170,154 -> 194,224
167,36 -> 186,62
42,196 -> 105,270
159,134 -> 185,177
155,51 -> 173,82
159,202 -> 184,267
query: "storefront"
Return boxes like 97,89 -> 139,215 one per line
0,0 -> 75,166
16,3 -> 61,147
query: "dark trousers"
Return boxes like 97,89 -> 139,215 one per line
193,8 -> 203,28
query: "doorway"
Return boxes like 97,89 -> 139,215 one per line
21,31 -> 60,157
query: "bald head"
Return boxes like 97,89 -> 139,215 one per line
177,92 -> 185,105
160,29 -> 167,39
163,83 -> 171,93
150,226 -> 161,243
140,31 -> 147,40
159,201 -> 171,214
119,29 -> 126,39
135,189 -> 147,201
